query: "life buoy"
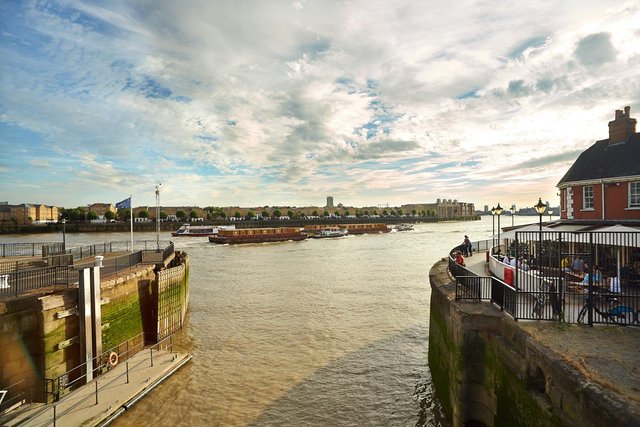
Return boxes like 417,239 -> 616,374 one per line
108,352 -> 119,367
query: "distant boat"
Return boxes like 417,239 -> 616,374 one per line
395,223 -> 414,231
308,226 -> 349,239
171,223 -> 235,237
208,227 -> 307,244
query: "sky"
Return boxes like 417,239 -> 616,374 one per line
1,1 -> 639,210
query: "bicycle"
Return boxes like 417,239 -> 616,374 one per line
576,291 -> 637,326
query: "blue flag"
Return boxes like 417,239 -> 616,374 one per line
115,197 -> 131,209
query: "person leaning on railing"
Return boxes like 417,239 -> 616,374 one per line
455,251 -> 466,267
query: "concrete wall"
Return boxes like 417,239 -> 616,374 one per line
428,259 -> 637,427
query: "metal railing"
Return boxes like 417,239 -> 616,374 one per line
0,242 -> 175,299
450,230 -> 640,327
0,242 -> 61,258
0,266 -> 71,298
0,332 -> 176,417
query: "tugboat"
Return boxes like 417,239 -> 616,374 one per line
308,226 -> 349,238
171,223 -> 235,237
394,223 -> 414,231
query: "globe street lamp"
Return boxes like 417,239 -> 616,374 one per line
510,204 -> 516,227
534,198 -> 547,271
491,206 -> 496,253
495,203 -> 504,255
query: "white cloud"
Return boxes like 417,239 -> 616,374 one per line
0,0 -> 639,209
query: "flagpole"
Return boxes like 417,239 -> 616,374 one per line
130,195 -> 134,252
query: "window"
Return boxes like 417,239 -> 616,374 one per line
583,186 -> 594,209
630,182 -> 640,208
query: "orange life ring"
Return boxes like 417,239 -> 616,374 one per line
108,352 -> 119,367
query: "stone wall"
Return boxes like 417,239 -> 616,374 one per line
428,259 -> 637,427
0,251 -> 190,406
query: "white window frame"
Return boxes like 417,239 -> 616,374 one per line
583,186 -> 594,210
630,181 -> 640,208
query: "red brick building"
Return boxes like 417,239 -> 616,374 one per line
557,106 -> 640,221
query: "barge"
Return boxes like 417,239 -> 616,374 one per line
208,227 -> 308,244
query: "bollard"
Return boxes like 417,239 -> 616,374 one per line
95,255 -> 104,268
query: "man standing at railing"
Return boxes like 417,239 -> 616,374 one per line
463,235 -> 472,257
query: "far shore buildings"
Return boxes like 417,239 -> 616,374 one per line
557,106 -> 640,222
0,202 -> 58,225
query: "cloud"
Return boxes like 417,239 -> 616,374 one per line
0,1 -> 639,209
574,32 -> 617,66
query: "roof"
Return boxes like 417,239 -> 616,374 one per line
557,132 -> 640,186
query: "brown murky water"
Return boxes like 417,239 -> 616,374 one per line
4,217 -> 539,426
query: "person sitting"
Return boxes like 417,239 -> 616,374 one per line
561,257 -> 570,272
503,254 -> 512,265
455,251 -> 465,267
581,266 -> 602,288
519,257 -> 529,271
571,256 -> 584,274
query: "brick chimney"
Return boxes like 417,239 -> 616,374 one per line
608,106 -> 637,144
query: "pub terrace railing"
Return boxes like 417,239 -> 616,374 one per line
450,230 -> 640,327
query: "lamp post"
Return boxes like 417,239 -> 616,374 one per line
510,205 -> 516,227
61,218 -> 66,250
534,197 -> 547,270
155,183 -> 161,252
548,210 -> 553,221
491,206 -> 496,253
495,203 -> 504,255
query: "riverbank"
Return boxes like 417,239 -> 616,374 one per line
428,258 -> 640,426
0,215 -> 479,235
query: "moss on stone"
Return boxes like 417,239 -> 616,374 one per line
101,292 -> 144,351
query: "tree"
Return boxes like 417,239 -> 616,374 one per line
160,211 -> 168,220
373,210 -> 378,216
273,210 -> 281,218
246,210 -> 255,220
344,210 -> 350,216
334,211 -> 340,217
104,210 -> 116,221
176,210 -> 187,220
382,209 -> 388,216
116,209 -> 130,222
312,210 -> 319,217
87,211 -> 99,220
138,210 -> 149,219
234,211 -> 242,219
363,210 -> 369,216
355,210 -> 362,217
189,210 -> 199,219
261,210 -> 269,218
287,210 -> 294,218
411,209 -> 417,217
323,210 -> 329,217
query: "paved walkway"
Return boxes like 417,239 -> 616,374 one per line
2,349 -> 191,427
464,250 -> 489,276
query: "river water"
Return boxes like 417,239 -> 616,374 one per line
1,215 -> 547,426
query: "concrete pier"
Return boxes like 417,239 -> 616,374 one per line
1,349 -> 191,427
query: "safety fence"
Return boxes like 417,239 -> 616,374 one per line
450,230 -> 640,327
0,242 -> 61,258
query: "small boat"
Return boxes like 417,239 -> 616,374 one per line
208,227 -> 307,244
395,223 -> 414,231
308,226 -> 348,238
171,223 -> 235,237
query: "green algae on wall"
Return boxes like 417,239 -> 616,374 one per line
101,291 -> 144,351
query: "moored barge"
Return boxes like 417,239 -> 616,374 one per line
172,223 -> 236,237
208,227 -> 307,244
